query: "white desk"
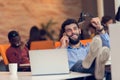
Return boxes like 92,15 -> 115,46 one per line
0,72 -> 92,80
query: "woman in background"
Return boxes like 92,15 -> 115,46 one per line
27,26 -> 40,50
101,16 -> 113,34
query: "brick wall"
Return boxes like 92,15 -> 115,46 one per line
0,0 -> 82,43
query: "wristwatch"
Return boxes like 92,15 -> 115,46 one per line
96,27 -> 104,32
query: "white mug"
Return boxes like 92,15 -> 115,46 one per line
9,63 -> 18,75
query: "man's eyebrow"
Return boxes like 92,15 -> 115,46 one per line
73,25 -> 78,28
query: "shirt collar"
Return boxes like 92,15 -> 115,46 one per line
67,42 -> 85,49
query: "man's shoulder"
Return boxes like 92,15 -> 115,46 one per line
6,46 -> 15,53
23,46 -> 29,51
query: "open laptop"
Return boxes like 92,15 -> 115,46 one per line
109,23 -> 120,80
29,49 -> 69,75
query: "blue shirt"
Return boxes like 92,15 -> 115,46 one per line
67,33 -> 110,69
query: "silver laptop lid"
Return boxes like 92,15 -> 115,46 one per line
29,49 -> 69,75
109,23 -> 120,80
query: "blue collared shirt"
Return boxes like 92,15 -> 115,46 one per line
67,33 -> 110,69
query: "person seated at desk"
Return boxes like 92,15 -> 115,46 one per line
59,17 -> 110,80
6,30 -> 30,71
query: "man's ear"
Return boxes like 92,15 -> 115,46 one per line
9,39 -> 12,43
78,28 -> 81,34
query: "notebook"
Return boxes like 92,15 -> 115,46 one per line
109,23 -> 120,80
29,49 -> 69,75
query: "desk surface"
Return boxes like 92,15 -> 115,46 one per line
0,72 -> 91,80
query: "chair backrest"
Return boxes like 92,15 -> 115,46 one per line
30,40 -> 55,50
80,39 -> 92,46
0,44 -> 10,65
54,41 -> 61,48
54,39 -> 92,48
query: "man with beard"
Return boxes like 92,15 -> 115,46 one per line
59,18 -> 110,80
6,30 -> 30,71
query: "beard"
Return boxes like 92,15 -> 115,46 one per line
69,34 -> 81,45
12,42 -> 21,48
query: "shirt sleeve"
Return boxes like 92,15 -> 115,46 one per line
6,48 -> 21,64
25,47 -> 30,59
100,33 -> 110,48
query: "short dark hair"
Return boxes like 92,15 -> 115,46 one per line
59,19 -> 79,40
8,30 -> 19,40
101,16 -> 113,24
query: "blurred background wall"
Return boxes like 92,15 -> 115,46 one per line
0,0 -> 83,43
0,0 -> 116,43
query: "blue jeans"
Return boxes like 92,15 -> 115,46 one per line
70,60 -> 96,80
70,60 -> 95,74
70,60 -> 111,80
